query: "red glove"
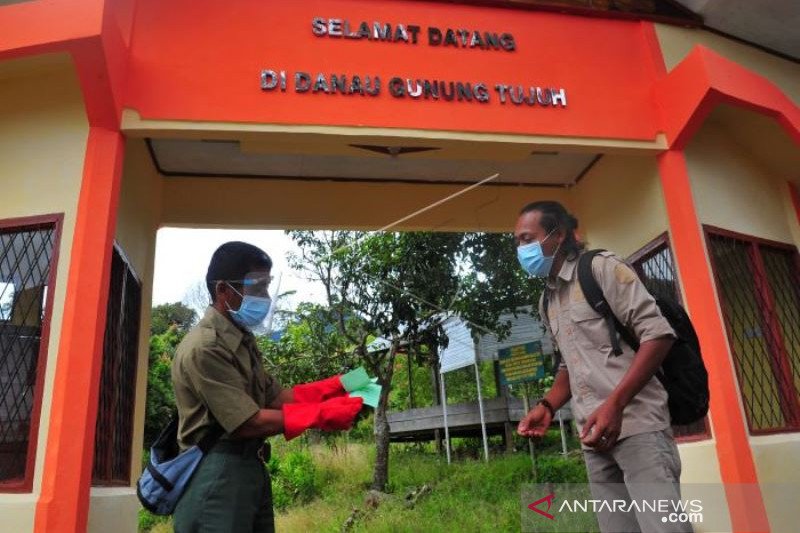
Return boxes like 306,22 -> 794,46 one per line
282,396 -> 364,440
292,375 -> 346,403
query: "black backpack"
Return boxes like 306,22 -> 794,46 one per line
544,249 -> 709,425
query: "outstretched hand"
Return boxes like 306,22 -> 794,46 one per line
517,404 -> 552,438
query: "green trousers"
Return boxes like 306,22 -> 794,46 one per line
173,441 -> 274,533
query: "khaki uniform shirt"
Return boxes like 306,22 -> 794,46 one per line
539,251 -> 674,449
172,307 -> 282,450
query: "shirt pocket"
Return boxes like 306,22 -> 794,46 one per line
569,302 -> 613,356
569,301 -> 602,323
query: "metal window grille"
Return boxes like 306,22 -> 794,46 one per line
629,241 -> 682,305
628,235 -> 709,439
0,221 -> 56,487
761,247 -> 800,409
92,246 -> 141,485
707,231 -> 800,433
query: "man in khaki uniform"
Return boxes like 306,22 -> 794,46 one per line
171,241 -> 362,533
515,202 -> 691,533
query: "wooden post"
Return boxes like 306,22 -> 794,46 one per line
496,361 -> 514,453
503,420 -> 515,454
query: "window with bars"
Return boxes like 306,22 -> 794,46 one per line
0,215 -> 61,491
92,245 -> 141,486
628,233 -> 710,440
706,227 -> 800,434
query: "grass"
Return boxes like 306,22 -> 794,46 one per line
275,429 -> 586,533
139,430 -> 587,532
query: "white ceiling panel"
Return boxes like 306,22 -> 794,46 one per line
149,138 -> 600,186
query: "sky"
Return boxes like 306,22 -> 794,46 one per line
151,228 -> 327,313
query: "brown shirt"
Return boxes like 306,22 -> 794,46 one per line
539,251 -> 675,448
172,307 -> 282,450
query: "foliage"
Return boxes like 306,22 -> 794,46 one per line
455,232 -> 544,340
257,302 -> 359,387
286,230 -> 465,491
137,432 -> 585,532
388,351 -> 436,410
139,304 -> 198,529
268,449 -> 319,511
270,436 -> 586,533
144,319 -> 187,448
389,354 -> 497,411
150,302 -> 197,335
535,452 -> 589,484
138,508 -> 169,533
283,230 -> 546,492
145,303 -> 198,447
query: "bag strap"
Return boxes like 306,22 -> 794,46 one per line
197,422 -> 226,453
577,249 -> 639,356
158,412 -> 225,454
541,290 -> 563,372
146,462 -> 175,491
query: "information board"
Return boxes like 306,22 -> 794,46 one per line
497,341 -> 545,386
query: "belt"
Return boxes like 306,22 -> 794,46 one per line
210,440 -> 271,463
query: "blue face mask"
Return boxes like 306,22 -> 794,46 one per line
517,230 -> 558,277
226,283 -> 272,330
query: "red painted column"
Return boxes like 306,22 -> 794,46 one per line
34,126 -> 124,533
658,149 -> 770,532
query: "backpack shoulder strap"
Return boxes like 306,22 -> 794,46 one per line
541,290 -> 549,326
540,290 -> 563,371
576,250 -> 628,356
577,250 -> 608,315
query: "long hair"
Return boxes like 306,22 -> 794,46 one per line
519,201 -> 585,260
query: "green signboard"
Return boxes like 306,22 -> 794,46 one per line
497,341 -> 545,386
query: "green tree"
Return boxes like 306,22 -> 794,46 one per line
455,232 -> 545,338
150,302 -> 197,335
257,302 -> 359,387
144,303 -> 196,447
286,230 -> 542,492
287,230 -> 464,491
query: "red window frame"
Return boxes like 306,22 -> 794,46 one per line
704,225 -> 800,435
628,232 -> 712,442
0,213 -> 63,493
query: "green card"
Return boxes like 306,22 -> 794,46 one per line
350,382 -> 382,408
341,367 -> 371,392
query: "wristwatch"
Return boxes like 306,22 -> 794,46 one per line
536,398 -> 556,418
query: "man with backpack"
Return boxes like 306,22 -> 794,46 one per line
515,201 -> 698,533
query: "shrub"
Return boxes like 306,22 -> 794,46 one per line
268,448 -> 318,511
535,453 -> 588,483
138,508 -> 169,532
